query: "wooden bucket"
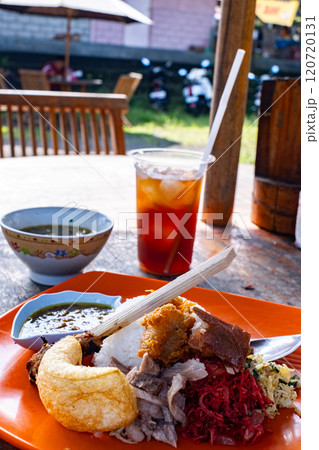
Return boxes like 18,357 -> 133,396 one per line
251,78 -> 301,235
252,177 -> 300,235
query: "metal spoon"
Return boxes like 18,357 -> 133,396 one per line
250,334 -> 301,361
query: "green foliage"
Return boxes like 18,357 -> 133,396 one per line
126,101 -> 258,164
0,56 -> 9,68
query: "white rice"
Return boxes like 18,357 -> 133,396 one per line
93,296 -> 146,368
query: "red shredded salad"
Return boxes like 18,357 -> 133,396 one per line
180,357 -> 273,445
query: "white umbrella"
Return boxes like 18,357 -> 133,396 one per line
0,0 -> 152,76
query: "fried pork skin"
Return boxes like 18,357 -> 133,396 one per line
138,303 -> 195,366
36,336 -> 138,432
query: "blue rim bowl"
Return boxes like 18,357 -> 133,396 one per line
11,290 -> 122,351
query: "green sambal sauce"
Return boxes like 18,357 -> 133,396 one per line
19,303 -> 113,338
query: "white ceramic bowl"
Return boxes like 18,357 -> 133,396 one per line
11,291 -> 122,351
0,206 -> 113,285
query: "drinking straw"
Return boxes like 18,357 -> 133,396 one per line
200,48 -> 246,173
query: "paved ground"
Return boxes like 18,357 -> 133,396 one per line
1,123 -> 300,309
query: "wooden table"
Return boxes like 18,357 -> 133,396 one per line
0,155 -> 300,449
49,78 -> 103,92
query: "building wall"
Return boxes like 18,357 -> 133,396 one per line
90,20 -> 124,46
0,9 -> 90,44
150,0 -> 216,50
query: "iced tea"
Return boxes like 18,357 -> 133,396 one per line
131,149 -> 212,275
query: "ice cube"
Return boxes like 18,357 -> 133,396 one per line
139,181 -> 158,202
177,185 -> 197,206
159,179 -> 185,203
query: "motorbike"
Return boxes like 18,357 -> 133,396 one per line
180,66 -> 213,116
141,58 -> 170,110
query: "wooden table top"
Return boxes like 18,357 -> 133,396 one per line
49,78 -> 103,92
49,78 -> 103,85
0,154 -> 300,449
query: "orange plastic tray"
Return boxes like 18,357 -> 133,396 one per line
0,271 -> 301,450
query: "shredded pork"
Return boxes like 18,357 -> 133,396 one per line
112,353 -> 207,447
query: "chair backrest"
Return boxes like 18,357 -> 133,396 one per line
0,89 -> 128,157
113,72 -> 142,102
19,69 -> 51,90
0,69 -> 7,89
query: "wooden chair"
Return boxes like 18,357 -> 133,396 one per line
113,72 -> 142,126
0,69 -> 8,89
19,69 -> 51,90
0,89 -> 128,158
113,72 -> 142,101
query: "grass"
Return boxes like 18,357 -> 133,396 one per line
126,104 -> 209,147
240,114 -> 259,164
126,100 -> 258,164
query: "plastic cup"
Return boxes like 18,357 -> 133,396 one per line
129,149 -> 215,275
